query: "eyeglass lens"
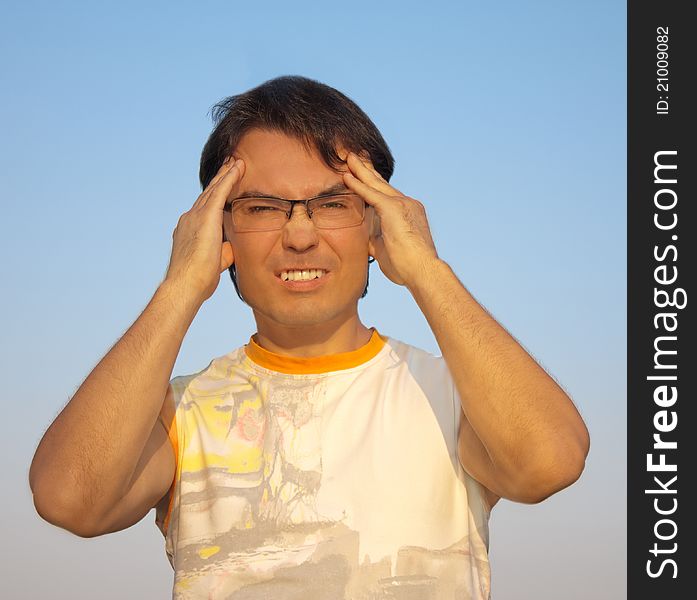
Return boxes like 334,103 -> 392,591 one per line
231,194 -> 364,231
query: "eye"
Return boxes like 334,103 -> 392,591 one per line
316,195 -> 352,209
239,199 -> 286,214
249,205 -> 281,213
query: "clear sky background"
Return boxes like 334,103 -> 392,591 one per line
1,1 -> 626,598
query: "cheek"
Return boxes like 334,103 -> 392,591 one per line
230,239 -> 274,283
337,238 -> 371,277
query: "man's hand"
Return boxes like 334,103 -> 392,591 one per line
29,160 -> 250,537
164,156 -> 246,304
342,151 -> 439,288
344,150 -> 589,506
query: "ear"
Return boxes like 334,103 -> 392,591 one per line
221,240 -> 235,271
369,208 -> 382,239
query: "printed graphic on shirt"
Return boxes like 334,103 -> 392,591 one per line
156,332 -> 491,599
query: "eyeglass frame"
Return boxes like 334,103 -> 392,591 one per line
223,192 -> 368,232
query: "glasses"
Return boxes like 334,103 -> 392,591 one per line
224,193 -> 366,232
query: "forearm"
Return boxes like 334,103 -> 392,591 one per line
408,259 -> 589,491
340,150 -> 589,497
29,279 -> 200,523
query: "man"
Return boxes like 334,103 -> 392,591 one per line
30,75 -> 590,599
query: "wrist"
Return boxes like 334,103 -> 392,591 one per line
156,278 -> 204,320
405,257 -> 451,298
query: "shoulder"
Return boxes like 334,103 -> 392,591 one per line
380,334 -> 457,431
383,336 -> 499,508
382,335 -> 454,388
169,345 -> 248,402
380,334 -> 444,370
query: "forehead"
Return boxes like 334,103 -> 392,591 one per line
234,128 -> 347,198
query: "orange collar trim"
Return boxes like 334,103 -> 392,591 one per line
244,327 -> 386,374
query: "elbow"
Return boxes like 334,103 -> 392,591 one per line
521,454 -> 587,504
498,402 -> 591,504
30,477 -> 102,538
32,496 -> 101,538
509,433 -> 590,505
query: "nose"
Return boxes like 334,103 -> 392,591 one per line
281,202 -> 320,252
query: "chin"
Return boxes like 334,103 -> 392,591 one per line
271,303 -> 345,328
249,291 -> 362,329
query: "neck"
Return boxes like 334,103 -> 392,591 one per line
252,312 -> 373,357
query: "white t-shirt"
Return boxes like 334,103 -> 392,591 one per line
155,327 -> 492,599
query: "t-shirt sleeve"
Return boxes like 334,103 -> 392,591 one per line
447,361 -> 496,516
154,377 -> 180,538
158,379 -> 178,458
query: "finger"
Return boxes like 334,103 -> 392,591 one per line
209,155 -> 237,188
204,158 -> 245,210
193,158 -> 243,211
192,156 -> 238,210
356,151 -> 381,176
342,170 -> 391,213
347,152 -> 400,196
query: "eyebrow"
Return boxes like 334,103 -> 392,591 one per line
233,182 -> 351,201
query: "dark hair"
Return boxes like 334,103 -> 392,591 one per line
199,75 -> 394,304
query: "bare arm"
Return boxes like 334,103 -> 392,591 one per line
409,259 -> 590,505
29,156 -> 246,536
29,280 -> 196,535
340,152 -> 589,507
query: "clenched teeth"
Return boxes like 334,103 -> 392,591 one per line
281,269 -> 327,282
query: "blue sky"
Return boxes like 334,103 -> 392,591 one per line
2,1 -> 625,598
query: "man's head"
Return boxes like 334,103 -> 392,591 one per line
199,75 -> 394,305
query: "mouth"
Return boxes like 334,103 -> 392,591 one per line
275,268 -> 330,282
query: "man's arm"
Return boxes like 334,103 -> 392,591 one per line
341,151 -> 589,506
29,156 -> 245,536
29,280 -> 197,536
409,259 -> 590,505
